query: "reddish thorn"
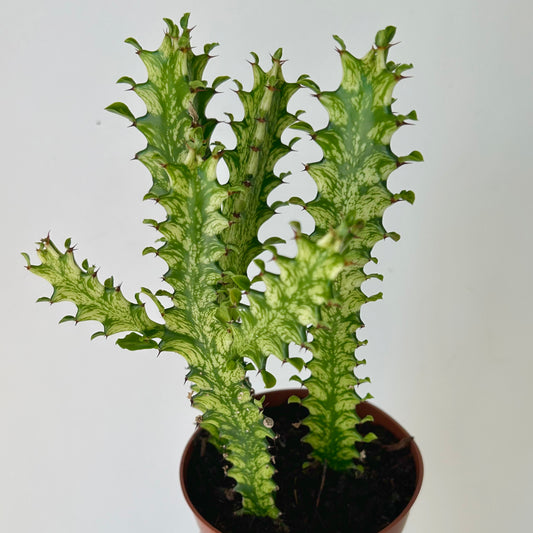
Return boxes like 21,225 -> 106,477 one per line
250,145 -> 260,152
244,180 -> 251,188
266,84 -> 278,92
256,117 -> 267,123
303,163 -> 310,171
312,92 -> 322,99
233,212 -> 241,219
25,265 -> 31,270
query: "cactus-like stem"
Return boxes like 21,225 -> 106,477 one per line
23,237 -> 163,341
219,50 -> 299,276
24,16 -> 420,520
296,28 -> 422,470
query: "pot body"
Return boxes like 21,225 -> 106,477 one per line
180,389 -> 423,533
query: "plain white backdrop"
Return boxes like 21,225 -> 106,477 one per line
2,0 -> 532,531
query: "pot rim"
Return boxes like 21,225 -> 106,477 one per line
180,387 -> 423,533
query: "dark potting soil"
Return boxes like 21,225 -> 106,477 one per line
185,402 -> 416,533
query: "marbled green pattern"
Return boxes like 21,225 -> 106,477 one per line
298,27 -> 421,470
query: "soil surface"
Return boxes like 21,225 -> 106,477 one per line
185,402 -> 416,533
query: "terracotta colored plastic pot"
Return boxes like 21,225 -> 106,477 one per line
180,389 -> 423,533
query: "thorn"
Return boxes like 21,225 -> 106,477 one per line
303,163 -> 310,172
250,145 -> 261,152
266,84 -> 278,92
256,117 -> 267,123
243,180 -> 252,188
312,92 -> 322,100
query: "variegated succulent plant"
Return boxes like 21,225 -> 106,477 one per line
24,14 -> 420,520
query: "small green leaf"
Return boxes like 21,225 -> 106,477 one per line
105,102 -> 136,122
59,315 -> 76,324
36,296 -> 50,303
332,34 -> 346,50
366,292 -> 383,302
290,121 -> 314,134
204,42 -> 219,55
288,196 -> 307,207
398,150 -> 424,164
212,75 -> 230,89
91,331 -> 106,340
179,12 -> 191,30
142,246 -> 158,256
393,190 -> 415,204
229,288 -> 242,305
288,357 -> 305,372
124,37 -> 142,51
116,332 -> 158,351
269,201 -> 287,212
261,369 -> 277,389
233,275 -> 251,291
287,395 -> 302,404
117,76 -> 136,86
254,259 -> 266,273
375,26 -> 396,48
289,375 -> 304,384
262,237 -> 285,246
363,432 -> 377,443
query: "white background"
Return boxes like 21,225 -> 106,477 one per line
2,0 -> 532,531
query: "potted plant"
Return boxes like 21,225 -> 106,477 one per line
23,13 -> 423,533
